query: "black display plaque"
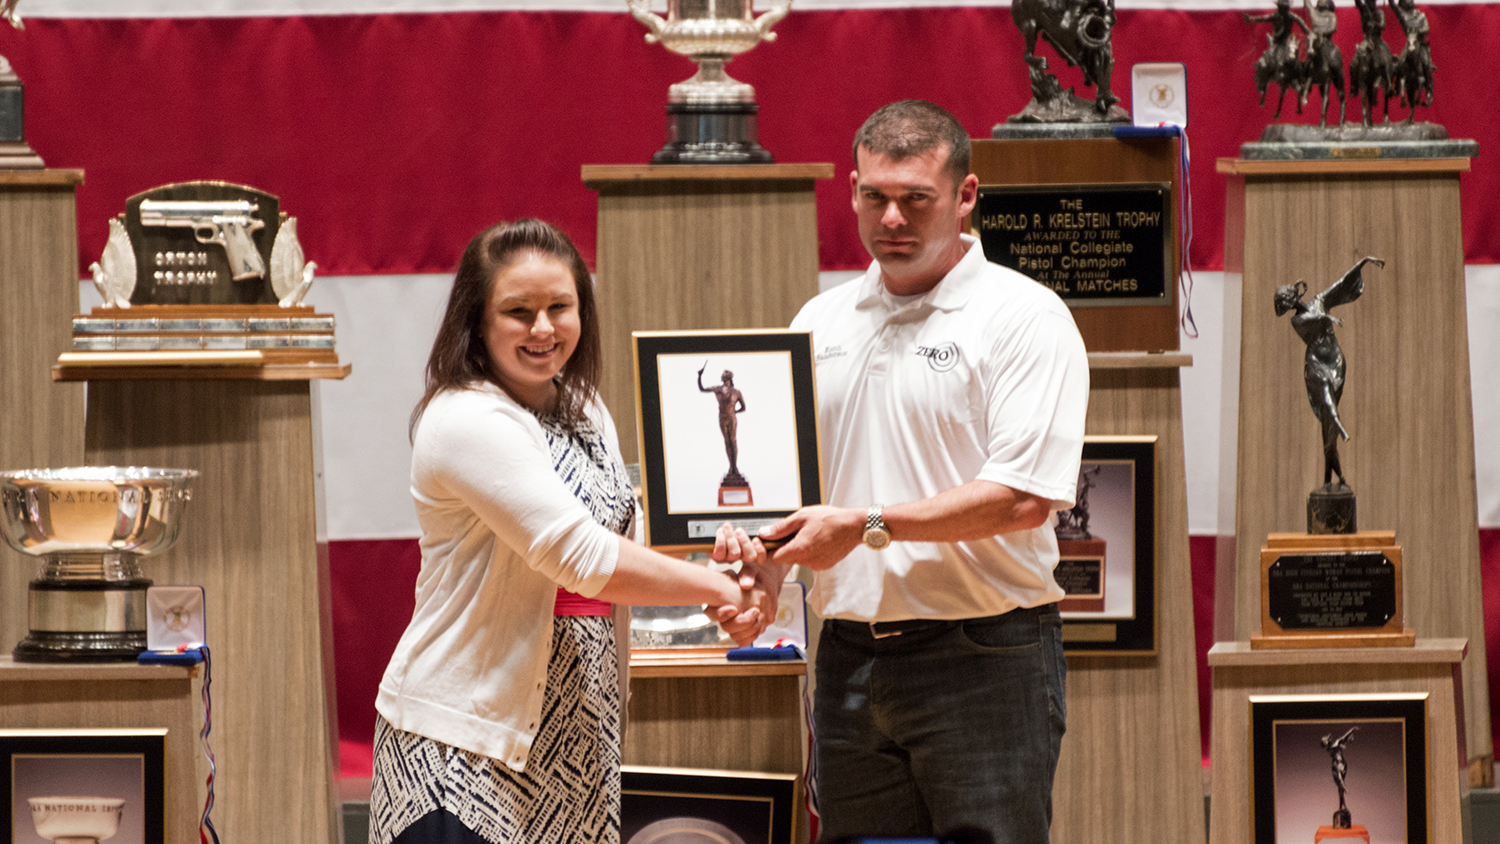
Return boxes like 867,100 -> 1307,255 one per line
1056,557 -> 1103,597
974,182 -> 1171,305
1265,551 -> 1397,630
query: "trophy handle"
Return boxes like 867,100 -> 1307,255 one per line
753,0 -> 792,42
627,0 -> 668,44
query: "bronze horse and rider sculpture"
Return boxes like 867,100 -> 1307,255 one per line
1245,0 -> 1435,128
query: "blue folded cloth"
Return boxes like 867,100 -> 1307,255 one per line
726,644 -> 804,661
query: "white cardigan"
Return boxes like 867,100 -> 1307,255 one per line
376,383 -> 624,771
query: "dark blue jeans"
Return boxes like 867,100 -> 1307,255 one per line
813,604 -> 1066,844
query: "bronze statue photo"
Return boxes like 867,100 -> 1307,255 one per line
698,362 -> 751,496
1055,465 -> 1101,541
1007,0 -> 1128,124
1274,256 -> 1383,532
1321,726 -> 1359,829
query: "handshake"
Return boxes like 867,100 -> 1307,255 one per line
706,523 -> 788,647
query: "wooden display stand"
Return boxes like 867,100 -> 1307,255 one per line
1045,352 -> 1204,844
1218,156 -> 1491,773
625,653 -> 807,843
582,163 -> 831,463
0,659 -> 199,844
0,170 -> 86,545
1208,639 -> 1470,844
46,360 -> 350,844
971,137 -> 1181,353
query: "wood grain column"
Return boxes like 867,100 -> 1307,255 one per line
0,660 -> 200,844
78,374 -> 344,844
582,163 -> 830,464
1218,157 -> 1490,771
1207,640 -> 1469,844
0,170 -> 86,649
1052,354 -> 1206,844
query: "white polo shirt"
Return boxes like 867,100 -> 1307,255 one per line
792,235 -> 1089,622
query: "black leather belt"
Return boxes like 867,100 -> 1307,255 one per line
833,609 -> 1030,640
832,617 -> 959,640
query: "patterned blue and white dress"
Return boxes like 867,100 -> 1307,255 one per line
370,410 -> 635,844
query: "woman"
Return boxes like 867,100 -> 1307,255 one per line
372,218 -> 776,844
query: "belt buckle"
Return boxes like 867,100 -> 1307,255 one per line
869,621 -> 903,639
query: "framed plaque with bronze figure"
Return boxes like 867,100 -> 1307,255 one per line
631,330 -> 822,552
1056,436 -> 1158,655
1252,257 -> 1414,649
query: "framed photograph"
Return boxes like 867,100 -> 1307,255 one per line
633,330 -> 823,551
1250,694 -> 1429,844
0,728 -> 167,844
1054,435 -> 1157,655
621,765 -> 800,844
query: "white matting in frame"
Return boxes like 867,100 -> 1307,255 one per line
656,350 -> 803,514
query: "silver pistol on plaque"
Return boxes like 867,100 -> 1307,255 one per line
138,199 -> 267,280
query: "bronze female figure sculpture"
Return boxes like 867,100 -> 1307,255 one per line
1273,256 -> 1383,493
698,363 -> 748,484
1321,726 -> 1359,829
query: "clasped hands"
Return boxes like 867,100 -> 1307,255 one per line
708,523 -> 787,647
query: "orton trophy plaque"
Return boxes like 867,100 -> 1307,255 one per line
1252,531 -> 1414,649
65,181 -> 340,369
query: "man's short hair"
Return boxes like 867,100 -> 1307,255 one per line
852,100 -> 971,192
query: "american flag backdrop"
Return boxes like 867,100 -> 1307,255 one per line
3,0 -> 1498,778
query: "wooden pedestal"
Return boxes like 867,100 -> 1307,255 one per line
1218,157 -> 1490,769
1049,353 -> 1204,843
970,138 -> 1181,353
625,654 -> 806,842
51,366 -> 348,844
0,170 -> 86,634
0,659 -> 200,844
1208,639 -> 1469,844
582,163 -> 830,464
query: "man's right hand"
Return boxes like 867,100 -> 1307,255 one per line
756,505 -> 864,571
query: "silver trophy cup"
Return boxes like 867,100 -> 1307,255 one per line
1,467 -> 196,662
629,0 -> 790,163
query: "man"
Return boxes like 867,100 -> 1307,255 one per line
759,100 -> 1089,842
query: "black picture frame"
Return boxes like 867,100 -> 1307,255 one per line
1250,694 -> 1429,844
0,728 -> 167,844
633,330 -> 823,552
621,765 -> 800,844
1056,436 -> 1157,655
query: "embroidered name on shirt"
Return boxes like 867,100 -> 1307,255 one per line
816,345 -> 847,363
916,342 -> 960,372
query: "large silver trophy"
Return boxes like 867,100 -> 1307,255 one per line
1,467 -> 196,662
628,0 -> 790,164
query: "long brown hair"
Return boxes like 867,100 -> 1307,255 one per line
410,218 -> 600,438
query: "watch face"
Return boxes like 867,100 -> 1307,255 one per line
863,527 -> 891,550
